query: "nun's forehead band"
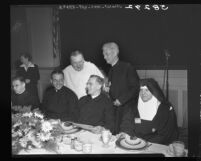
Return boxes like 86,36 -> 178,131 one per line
140,86 -> 148,90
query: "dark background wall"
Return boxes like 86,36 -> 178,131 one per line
11,6 -> 30,69
59,4 -> 196,73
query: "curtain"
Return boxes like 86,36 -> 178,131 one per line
52,6 -> 61,67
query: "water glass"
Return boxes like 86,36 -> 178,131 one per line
101,130 -> 112,148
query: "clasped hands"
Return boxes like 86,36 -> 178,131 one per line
91,126 -> 112,135
91,126 -> 105,134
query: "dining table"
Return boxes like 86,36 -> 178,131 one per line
16,129 -> 188,157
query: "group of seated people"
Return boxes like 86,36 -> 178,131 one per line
11,42 -> 179,146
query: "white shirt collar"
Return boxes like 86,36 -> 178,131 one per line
20,62 -> 35,71
91,93 -> 100,99
111,58 -> 119,67
20,62 -> 34,68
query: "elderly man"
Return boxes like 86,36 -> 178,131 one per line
102,42 -> 140,134
63,50 -> 104,99
41,70 -> 79,122
78,75 -> 115,134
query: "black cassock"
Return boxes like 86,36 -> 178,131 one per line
11,89 -> 40,113
42,86 -> 79,122
78,93 -> 115,133
120,102 -> 178,145
108,60 -> 140,134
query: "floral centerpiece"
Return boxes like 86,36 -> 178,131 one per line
12,106 -> 65,154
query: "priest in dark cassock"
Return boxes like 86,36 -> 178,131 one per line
102,42 -> 140,134
119,78 -> 178,145
78,75 -> 115,134
41,69 -> 79,122
11,76 -> 40,113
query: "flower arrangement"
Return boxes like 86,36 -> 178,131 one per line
12,106 -> 65,154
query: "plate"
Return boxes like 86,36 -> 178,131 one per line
124,135 -> 141,145
60,123 -> 81,134
49,119 -> 61,125
116,137 -> 148,150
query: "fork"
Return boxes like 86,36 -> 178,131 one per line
143,143 -> 152,151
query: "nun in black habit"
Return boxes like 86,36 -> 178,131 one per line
119,78 -> 178,145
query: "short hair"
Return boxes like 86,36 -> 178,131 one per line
102,42 -> 119,55
70,50 -> 84,59
51,69 -> 64,79
89,75 -> 104,86
20,52 -> 32,61
12,76 -> 26,83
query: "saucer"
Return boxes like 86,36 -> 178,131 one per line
116,138 -> 148,150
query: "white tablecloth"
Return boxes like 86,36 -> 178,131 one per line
18,130 -> 187,157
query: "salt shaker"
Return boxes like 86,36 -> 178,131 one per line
71,137 -> 77,149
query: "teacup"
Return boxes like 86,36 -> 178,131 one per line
62,135 -> 72,145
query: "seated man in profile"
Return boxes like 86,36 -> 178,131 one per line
41,69 -> 79,122
77,75 -> 115,134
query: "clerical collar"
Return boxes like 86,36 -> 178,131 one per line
91,93 -> 100,99
55,86 -> 63,92
111,58 -> 119,67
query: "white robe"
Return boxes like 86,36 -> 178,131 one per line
63,61 -> 104,99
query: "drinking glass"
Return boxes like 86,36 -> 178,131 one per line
101,130 -> 112,148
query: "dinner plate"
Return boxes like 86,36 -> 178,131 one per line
124,135 -> 141,145
116,137 -> 148,150
60,123 -> 81,134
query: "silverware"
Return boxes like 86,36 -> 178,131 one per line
143,143 -> 152,151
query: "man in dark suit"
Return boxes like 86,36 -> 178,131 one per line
102,42 -> 140,134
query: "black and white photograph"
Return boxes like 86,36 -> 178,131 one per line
10,4 -> 200,157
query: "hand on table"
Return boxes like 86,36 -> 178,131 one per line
115,132 -> 128,140
91,126 -> 104,134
